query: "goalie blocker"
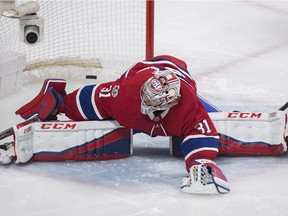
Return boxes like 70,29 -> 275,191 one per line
7,120 -> 132,164
171,110 -> 288,157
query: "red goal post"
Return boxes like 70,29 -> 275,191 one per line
146,0 -> 154,60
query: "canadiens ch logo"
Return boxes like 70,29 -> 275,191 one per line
151,79 -> 162,92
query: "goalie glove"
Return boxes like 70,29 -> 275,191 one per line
181,159 -> 230,195
15,79 -> 66,121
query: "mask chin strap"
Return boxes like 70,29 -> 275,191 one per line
147,108 -> 170,121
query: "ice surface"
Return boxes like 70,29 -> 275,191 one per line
1,1 -> 288,216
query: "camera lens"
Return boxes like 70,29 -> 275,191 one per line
24,25 -> 39,44
26,32 -> 38,44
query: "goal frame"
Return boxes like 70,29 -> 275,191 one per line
146,0 -> 154,60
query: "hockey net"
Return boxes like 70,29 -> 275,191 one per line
0,0 -> 154,83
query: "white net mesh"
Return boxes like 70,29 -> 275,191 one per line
0,0 -> 148,81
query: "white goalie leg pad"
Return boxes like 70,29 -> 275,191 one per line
10,120 -> 132,164
13,122 -> 34,163
30,120 -> 132,162
170,110 -> 287,156
209,111 -> 288,155
181,159 -> 230,195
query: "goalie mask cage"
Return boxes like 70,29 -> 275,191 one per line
0,0 -> 154,80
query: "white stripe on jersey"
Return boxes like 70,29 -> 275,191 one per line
91,85 -> 104,120
123,59 -> 197,92
76,86 -> 88,120
123,59 -> 193,81
183,134 -> 219,143
143,59 -> 193,80
184,147 -> 219,161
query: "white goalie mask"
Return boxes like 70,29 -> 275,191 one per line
140,69 -> 181,115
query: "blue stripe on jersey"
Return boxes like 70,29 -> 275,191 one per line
180,136 -> 219,157
78,85 -> 101,120
175,72 -> 195,89
198,96 -> 221,112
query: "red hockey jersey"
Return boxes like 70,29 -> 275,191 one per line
63,55 -> 220,170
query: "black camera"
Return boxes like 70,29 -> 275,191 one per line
20,14 -> 43,45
